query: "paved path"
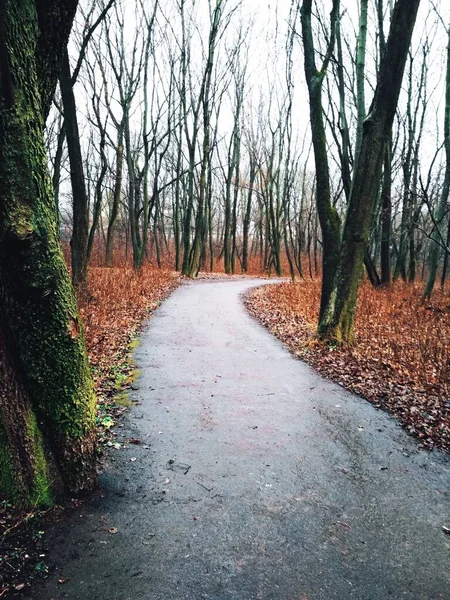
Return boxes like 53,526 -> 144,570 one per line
36,280 -> 450,600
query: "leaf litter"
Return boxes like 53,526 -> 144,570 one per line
244,279 -> 450,453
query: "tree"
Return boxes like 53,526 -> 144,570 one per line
319,0 -> 421,343
0,0 -> 97,506
423,17 -> 450,301
58,0 -> 115,289
301,0 -> 341,322
377,0 -> 393,286
60,48 -> 90,292
328,0 -> 382,287
184,0 -> 227,277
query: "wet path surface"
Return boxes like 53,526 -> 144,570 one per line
36,280 -> 450,599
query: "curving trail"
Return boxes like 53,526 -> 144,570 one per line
35,279 -> 450,600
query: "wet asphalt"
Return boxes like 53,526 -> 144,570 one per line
34,279 -> 450,600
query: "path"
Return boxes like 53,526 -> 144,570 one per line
35,280 -> 450,600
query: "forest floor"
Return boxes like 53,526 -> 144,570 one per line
2,273 -> 450,598
244,279 -> 450,453
0,267 -> 180,598
27,279 -> 450,599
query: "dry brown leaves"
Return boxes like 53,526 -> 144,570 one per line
244,279 -> 450,453
79,267 -> 180,434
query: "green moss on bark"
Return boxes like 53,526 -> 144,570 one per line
0,421 -> 20,503
0,0 -> 97,499
26,411 -> 53,507
0,402 -> 55,508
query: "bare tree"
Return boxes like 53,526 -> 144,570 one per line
300,0 -> 341,321
423,16 -> 450,300
320,0 -> 421,343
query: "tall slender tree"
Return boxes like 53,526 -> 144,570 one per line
423,18 -> 450,300
300,0 -> 341,322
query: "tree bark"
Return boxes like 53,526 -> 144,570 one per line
301,0 -> 341,321
423,26 -> 450,301
0,0 -> 96,506
60,49 -> 89,293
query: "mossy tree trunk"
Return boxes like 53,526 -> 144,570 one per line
0,0 -> 97,507
319,0 -> 421,343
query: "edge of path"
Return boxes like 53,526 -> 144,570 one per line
243,281 -> 450,457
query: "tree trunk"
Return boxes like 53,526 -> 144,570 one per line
105,126 -> 124,267
380,142 -> 392,285
52,120 -> 66,226
87,99 -> 108,264
173,125 -> 183,272
0,325 -> 62,507
440,214 -> 450,287
355,0 -> 368,168
301,0 -> 341,321
0,0 -> 96,506
242,162 -> 256,273
335,3 -> 381,289
364,250 -> 382,287
319,0 -> 421,343
423,26 -> 450,301
224,139 -> 233,273
60,49 -> 89,294
231,120 -> 241,274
